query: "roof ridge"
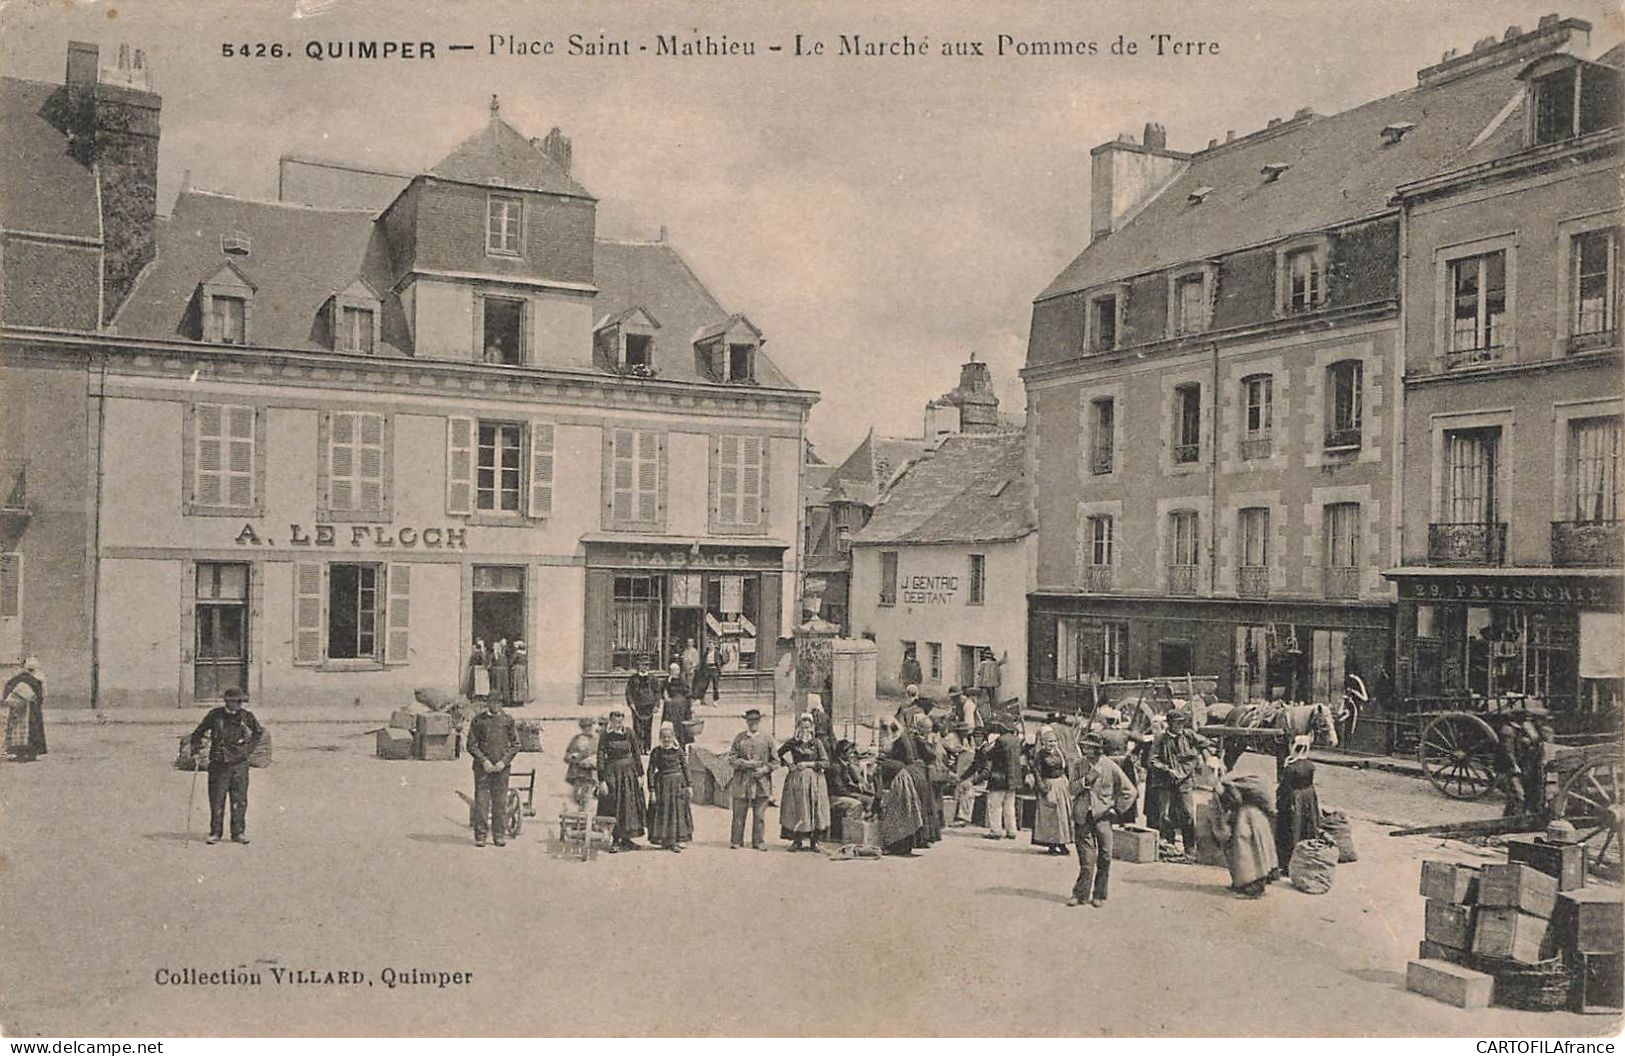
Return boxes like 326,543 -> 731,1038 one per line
178,187 -> 380,215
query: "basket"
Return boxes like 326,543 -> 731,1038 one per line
516,719 -> 544,752
681,719 -> 706,736
1471,954 -> 1576,1012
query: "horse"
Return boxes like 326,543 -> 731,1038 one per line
1203,700 -> 1343,771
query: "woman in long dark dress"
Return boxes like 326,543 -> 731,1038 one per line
778,715 -> 832,851
662,670 -> 693,748
646,722 -> 693,852
3,656 -> 46,762
876,718 -> 926,856
596,709 -> 646,851
1274,758 -> 1321,870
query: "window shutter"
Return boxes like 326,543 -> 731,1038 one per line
385,562 -> 411,664
226,406 -> 255,508
358,413 -> 385,512
330,411 -> 356,512
611,428 -> 634,523
741,437 -> 763,526
584,569 -> 614,673
528,421 -> 554,519
718,435 -> 741,525
195,404 -> 225,506
446,417 -> 475,515
293,561 -> 324,666
635,430 -> 659,523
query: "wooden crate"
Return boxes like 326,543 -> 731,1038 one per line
1505,835 -> 1587,891
418,732 -> 456,761
1573,952 -> 1623,1014
1425,899 -> 1474,950
1418,939 -> 1470,965
1420,860 -> 1480,903
1478,863 -> 1559,919
1112,824 -> 1159,864
1556,888 -> 1624,955
390,708 -> 418,730
376,727 -> 413,760
417,711 -> 454,737
1472,907 -> 1557,965
1406,959 -> 1492,1009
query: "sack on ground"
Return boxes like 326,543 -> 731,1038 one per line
1320,809 -> 1357,863
1289,837 -> 1339,894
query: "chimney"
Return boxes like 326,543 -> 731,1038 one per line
64,40 -> 162,324
1417,16 -> 1590,86
1089,125 -> 1188,241
540,126 -> 572,173
947,357 -> 1000,434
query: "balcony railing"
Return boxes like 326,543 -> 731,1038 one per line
1172,442 -> 1201,465
1428,522 -> 1508,566
1552,520 -> 1623,568
1167,565 -> 1198,596
1442,346 -> 1502,370
1238,566 -> 1270,598
1324,426 -> 1362,451
1240,434 -> 1272,460
1090,450 -> 1114,475
1324,566 -> 1362,599
1084,565 -> 1114,593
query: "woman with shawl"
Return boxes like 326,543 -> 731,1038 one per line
876,716 -> 929,856
646,722 -> 693,852
662,665 -> 693,747
1215,774 -> 1279,897
1274,758 -> 1321,870
1030,724 -> 1073,855
3,656 -> 46,762
595,709 -> 646,852
777,714 -> 832,851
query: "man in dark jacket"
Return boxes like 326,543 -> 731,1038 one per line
467,695 -> 518,847
187,687 -> 263,845
973,722 -> 1024,840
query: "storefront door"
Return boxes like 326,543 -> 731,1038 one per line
194,562 -> 248,700
472,565 -> 526,646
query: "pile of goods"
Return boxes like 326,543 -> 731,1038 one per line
1408,823 -> 1621,1013
374,688 -> 471,761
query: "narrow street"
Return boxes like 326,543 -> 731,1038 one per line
1,719 -> 1613,1037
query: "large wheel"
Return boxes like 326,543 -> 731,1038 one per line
1418,713 -> 1499,800
506,790 -> 524,838
1553,755 -> 1623,875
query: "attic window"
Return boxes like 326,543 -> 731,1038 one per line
1380,122 -> 1416,145
1260,162 -> 1290,182
197,265 -> 255,345
212,297 -> 247,345
726,343 -> 755,383
624,332 -> 653,369
220,232 -> 252,256
1531,63 -> 1623,146
480,294 -> 526,365
1187,186 -> 1214,204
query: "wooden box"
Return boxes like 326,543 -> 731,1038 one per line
1420,860 -> 1480,904
1573,952 -> 1623,1014
417,711 -> 454,737
1424,899 -> 1475,950
1472,907 -> 1556,965
418,732 -> 456,761
1478,863 -> 1559,919
1418,939 -> 1470,965
1505,835 -> 1587,891
1556,888 -> 1625,955
376,727 -> 414,760
1406,959 -> 1492,1009
1018,794 -> 1036,831
1112,824 -> 1159,864
390,708 -> 419,730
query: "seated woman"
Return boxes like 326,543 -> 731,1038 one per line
827,739 -> 875,825
778,715 -> 832,852
647,722 -> 693,852
1215,775 -> 1279,898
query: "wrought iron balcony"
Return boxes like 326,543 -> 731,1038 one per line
1324,566 -> 1362,599
1427,522 -> 1507,566
1167,565 -> 1199,596
1323,426 -> 1362,451
1238,565 -> 1270,598
1552,520 -> 1623,568
1442,346 -> 1501,370
1084,565 -> 1114,593
1172,442 -> 1201,465
1240,434 -> 1272,460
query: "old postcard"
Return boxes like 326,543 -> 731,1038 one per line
0,0 -> 1621,1041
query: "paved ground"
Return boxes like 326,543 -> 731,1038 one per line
1,717 -> 1616,1038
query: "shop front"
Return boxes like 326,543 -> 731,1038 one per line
1387,569 -> 1624,746
581,539 -> 785,703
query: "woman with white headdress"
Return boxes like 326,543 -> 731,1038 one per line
1030,724 -> 1073,855
4,656 -> 46,762
646,721 -> 693,852
777,714 -> 831,851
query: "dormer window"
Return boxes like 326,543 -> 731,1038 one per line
727,343 -> 755,383
594,306 -> 661,376
1084,284 -> 1127,353
1525,58 -> 1623,147
625,333 -> 652,368
328,279 -> 382,355
196,262 -> 255,346
486,194 -> 522,256
213,297 -> 247,345
1275,236 -> 1329,315
694,314 -> 763,385
1167,263 -> 1216,337
478,293 -> 528,366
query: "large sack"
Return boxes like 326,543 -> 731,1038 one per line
1320,810 -> 1358,863
1289,837 -> 1339,894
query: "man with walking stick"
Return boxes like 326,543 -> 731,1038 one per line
187,687 -> 263,845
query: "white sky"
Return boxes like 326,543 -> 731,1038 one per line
3,0 -> 1619,460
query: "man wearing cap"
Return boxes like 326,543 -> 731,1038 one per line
899,647 -> 923,692
624,656 -> 660,752
467,692 -> 519,847
974,721 -> 1025,839
975,648 -> 1006,712
1092,706 -> 1145,818
187,687 -> 263,845
1068,733 -> 1138,907
727,708 -> 776,850
1147,709 -> 1210,857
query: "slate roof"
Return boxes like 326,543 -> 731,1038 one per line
821,430 -> 933,508
849,431 -> 1033,546
0,77 -> 102,241
430,116 -> 593,200
1038,54 -> 1537,300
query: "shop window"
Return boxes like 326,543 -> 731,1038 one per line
611,574 -> 663,672
1173,383 -> 1201,464
879,551 -> 898,606
327,563 -> 381,660
706,573 -> 760,672
1242,374 -> 1273,458
481,296 -> 526,365
1234,625 -> 1270,702
1325,361 -> 1363,449
487,194 -> 522,256
1570,416 -> 1621,523
1448,252 -> 1507,362
968,553 -> 986,605
1310,629 -> 1347,704
1090,398 -> 1115,474
194,562 -> 248,700
1416,604 -> 1439,640
1102,622 -> 1124,680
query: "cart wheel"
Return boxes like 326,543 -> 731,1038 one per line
1553,756 -> 1623,875
1418,713 -> 1498,800
506,790 -> 523,837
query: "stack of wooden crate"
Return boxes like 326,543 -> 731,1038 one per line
1408,841 -> 1622,1014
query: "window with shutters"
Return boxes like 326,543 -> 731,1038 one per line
711,435 -> 768,534
328,563 -> 381,660
477,422 -> 523,514
604,427 -> 664,531
294,561 -> 409,666
321,410 -> 390,522
184,402 -> 263,516
446,418 -> 552,521
0,551 -> 21,663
